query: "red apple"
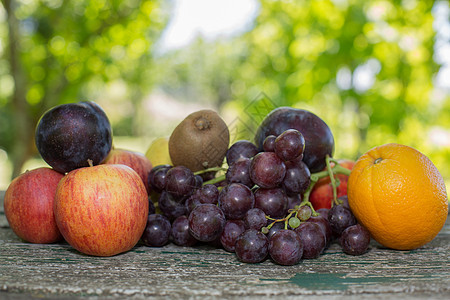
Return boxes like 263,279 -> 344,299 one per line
4,167 -> 64,243
310,159 -> 355,210
54,164 -> 148,256
103,148 -> 153,194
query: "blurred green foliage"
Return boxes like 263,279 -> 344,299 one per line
0,0 -> 167,177
154,0 -> 450,184
0,0 -> 449,187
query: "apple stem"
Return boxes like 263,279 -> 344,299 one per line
87,159 -> 94,167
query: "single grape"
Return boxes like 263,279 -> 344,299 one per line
220,220 -> 246,252
307,215 -> 333,246
294,222 -> 326,259
274,129 -> 305,161
288,217 -> 301,229
194,175 -> 204,189
328,204 -> 357,236
254,188 -> 288,218
148,165 -> 172,193
218,183 -> 255,220
226,140 -> 259,166
269,229 -> 303,265
340,224 -> 371,255
185,195 -> 201,215
235,229 -> 269,263
193,184 -> 219,205
250,152 -> 286,189
170,215 -> 197,247
188,204 -> 226,242
244,208 -> 267,230
316,208 -> 329,220
165,166 -> 196,198
185,184 -> 220,216
226,158 -> 253,188
158,191 -> 187,221
263,135 -> 276,152
282,159 -> 311,195
297,205 -> 312,221
141,214 -> 171,247
266,221 -> 285,240
287,193 -> 302,210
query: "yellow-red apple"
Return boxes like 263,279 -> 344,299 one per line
4,167 -> 64,243
54,164 -> 148,256
103,149 -> 153,194
310,159 -> 355,210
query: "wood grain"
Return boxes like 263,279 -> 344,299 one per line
0,192 -> 449,299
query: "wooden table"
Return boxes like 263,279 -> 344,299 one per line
1,191 -> 449,299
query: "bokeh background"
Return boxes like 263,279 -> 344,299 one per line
0,0 -> 449,191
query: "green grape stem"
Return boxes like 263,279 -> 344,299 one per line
203,174 -> 226,186
194,167 -> 228,176
197,156 -> 353,231
300,155 -> 352,212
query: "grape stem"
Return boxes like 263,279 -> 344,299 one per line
300,155 -> 351,211
198,156 -> 352,230
194,167 -> 228,175
203,174 -> 226,186
263,156 -> 352,231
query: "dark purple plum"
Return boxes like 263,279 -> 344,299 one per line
254,107 -> 335,172
35,101 -> 112,173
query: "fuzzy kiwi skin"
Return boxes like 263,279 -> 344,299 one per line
169,110 -> 230,172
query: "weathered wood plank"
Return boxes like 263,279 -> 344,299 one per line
0,192 -> 449,299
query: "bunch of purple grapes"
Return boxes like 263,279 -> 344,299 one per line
142,129 -> 370,265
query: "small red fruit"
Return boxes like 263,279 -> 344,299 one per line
310,159 -> 354,210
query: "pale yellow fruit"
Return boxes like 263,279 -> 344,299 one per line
145,137 -> 172,167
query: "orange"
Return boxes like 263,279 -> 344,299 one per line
347,143 -> 448,250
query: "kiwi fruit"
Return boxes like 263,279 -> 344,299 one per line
169,109 -> 230,172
